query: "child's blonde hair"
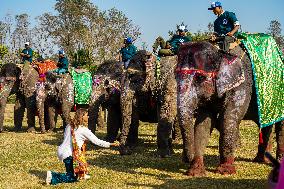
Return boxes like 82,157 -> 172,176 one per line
71,108 -> 88,129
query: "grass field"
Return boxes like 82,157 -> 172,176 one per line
0,104 -> 274,189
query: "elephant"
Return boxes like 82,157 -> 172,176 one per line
176,41 -> 284,176
119,50 -> 178,157
36,72 -> 74,133
88,59 -> 159,145
0,63 -> 39,132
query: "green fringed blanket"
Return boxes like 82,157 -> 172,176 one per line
240,33 -> 284,128
70,68 -> 93,105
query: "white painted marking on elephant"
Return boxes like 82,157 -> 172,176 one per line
67,83 -> 74,103
177,75 -> 196,118
233,89 -> 247,107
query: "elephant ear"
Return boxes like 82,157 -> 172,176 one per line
216,56 -> 245,97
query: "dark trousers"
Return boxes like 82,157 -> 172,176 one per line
217,36 -> 235,52
51,156 -> 77,185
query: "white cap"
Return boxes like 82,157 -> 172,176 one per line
178,25 -> 186,31
24,42 -> 30,46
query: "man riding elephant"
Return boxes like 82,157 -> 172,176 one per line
208,1 -> 240,53
20,42 -> 33,64
53,50 -> 69,74
152,23 -> 192,57
119,37 -> 137,69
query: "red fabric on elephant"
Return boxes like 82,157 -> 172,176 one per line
35,60 -> 58,82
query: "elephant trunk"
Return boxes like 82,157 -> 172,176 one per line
119,79 -> 135,147
36,83 -> 47,133
177,74 -> 197,163
88,85 -> 104,133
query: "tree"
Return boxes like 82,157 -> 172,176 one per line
267,20 -> 284,49
38,0 -> 141,65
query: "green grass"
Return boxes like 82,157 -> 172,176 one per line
0,104 -> 273,189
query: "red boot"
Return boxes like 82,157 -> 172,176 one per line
216,156 -> 236,175
185,156 -> 206,177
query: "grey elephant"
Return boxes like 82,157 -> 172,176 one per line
89,60 -> 159,145
36,72 -> 74,133
176,41 -> 284,176
0,63 -> 39,132
119,50 -> 178,157
88,60 -> 144,144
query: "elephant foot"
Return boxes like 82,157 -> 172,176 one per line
13,127 -> 22,132
182,151 -> 190,163
47,128 -> 56,133
156,148 -> 173,158
40,129 -> 46,134
216,157 -> 236,175
253,154 -> 270,164
119,145 -> 132,155
27,127 -> 36,133
185,156 -> 206,177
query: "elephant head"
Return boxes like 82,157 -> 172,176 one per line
0,63 -> 21,132
37,72 -> 74,132
88,60 -> 123,133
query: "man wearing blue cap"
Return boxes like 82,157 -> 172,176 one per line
119,37 -> 137,69
153,23 -> 192,56
208,1 -> 240,52
54,50 -> 69,74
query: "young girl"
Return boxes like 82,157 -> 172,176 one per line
46,108 -> 119,185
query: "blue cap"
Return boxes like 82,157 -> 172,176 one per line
58,49 -> 65,55
208,1 -> 222,10
125,37 -> 133,44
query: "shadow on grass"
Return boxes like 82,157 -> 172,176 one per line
29,169 -> 46,185
127,177 -> 266,189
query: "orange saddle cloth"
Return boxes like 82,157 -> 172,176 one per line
35,60 -> 58,82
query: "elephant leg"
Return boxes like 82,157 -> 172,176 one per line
0,87 -> 10,132
253,125 -> 273,163
127,106 -> 139,147
186,111 -> 212,177
276,121 -> 284,161
157,118 -> 174,158
97,107 -> 105,129
48,103 -> 57,132
61,102 -> 71,129
14,94 -> 26,131
105,107 -> 121,142
44,104 -> 50,131
88,98 -> 102,133
26,96 -> 36,132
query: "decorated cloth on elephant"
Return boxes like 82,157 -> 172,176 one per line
70,68 -> 92,105
34,59 -> 58,82
240,33 -> 284,128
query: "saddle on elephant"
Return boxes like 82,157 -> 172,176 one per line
34,59 -> 58,82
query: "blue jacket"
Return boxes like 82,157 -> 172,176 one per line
21,48 -> 33,63
120,44 -> 137,62
168,35 -> 192,54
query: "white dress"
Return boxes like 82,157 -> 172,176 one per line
57,124 -> 110,162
